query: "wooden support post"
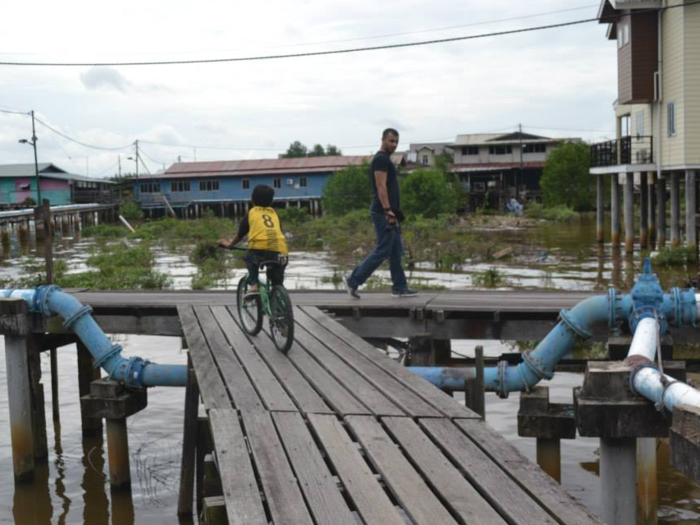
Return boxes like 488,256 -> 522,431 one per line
106,418 -> 131,490
657,176 -> 667,248
203,453 -> 223,497
671,172 -> 680,248
77,342 -> 102,436
536,438 -> 561,483
432,339 -> 452,365
196,415 -> 213,514
686,170 -> 697,254
596,176 -> 605,243
50,348 -> 59,423
1,299 -> 35,482
178,357 -> 200,516
464,345 -> 485,419
648,172 -> 656,248
640,172 -> 649,249
33,205 -> 45,241
202,496 -> 228,524
600,437 -> 636,525
624,172 -> 635,253
408,333 -> 434,366
637,437 -> 658,525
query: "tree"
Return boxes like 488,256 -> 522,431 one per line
540,141 -> 594,211
308,144 -> 326,157
322,162 -> 371,215
326,144 -> 342,156
400,169 -> 457,218
283,141 -> 308,158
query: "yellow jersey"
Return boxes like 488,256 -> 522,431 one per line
246,206 -> 288,254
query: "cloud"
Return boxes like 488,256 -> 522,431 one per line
80,67 -> 132,93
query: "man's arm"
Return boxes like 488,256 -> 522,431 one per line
374,170 -> 397,224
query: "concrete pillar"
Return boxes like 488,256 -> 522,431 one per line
637,438 -> 658,525
596,176 -> 605,244
640,173 -> 649,249
648,173 -> 656,248
624,173 -> 635,253
536,438 -> 561,483
657,177 -> 667,248
671,172 -> 681,248
601,437 -> 636,525
686,170 -> 697,253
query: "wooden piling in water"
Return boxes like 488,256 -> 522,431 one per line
640,173 -> 649,249
106,418 -> 131,490
464,345 -> 485,419
636,437 -> 658,525
657,176 -> 667,248
77,341 -> 103,437
601,438 -> 636,525
624,173 -> 635,253
611,175 -> 621,246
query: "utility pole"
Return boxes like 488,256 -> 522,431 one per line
118,155 -> 122,177
135,140 -> 140,178
518,123 -> 524,200
31,111 -> 41,204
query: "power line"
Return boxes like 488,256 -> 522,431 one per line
1,2 -> 696,67
523,124 -> 615,133
0,108 -> 29,115
34,117 -> 133,151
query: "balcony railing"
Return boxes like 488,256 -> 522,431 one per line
590,136 -> 653,168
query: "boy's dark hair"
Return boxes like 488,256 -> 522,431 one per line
252,184 -> 275,207
382,128 -> 399,139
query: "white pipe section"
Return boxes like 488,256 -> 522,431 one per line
627,318 -> 659,361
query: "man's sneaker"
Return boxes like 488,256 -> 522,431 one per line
391,287 -> 419,298
344,276 -> 361,299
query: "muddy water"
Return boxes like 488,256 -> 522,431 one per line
1,217 -> 699,524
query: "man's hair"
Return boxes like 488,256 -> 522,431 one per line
252,184 -> 275,207
382,128 -> 399,139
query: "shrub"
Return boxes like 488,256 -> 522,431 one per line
121,201 -> 143,221
322,163 -> 372,215
472,267 -> 509,288
400,169 -> 457,218
277,207 -> 311,226
525,203 -> 579,222
653,246 -> 698,266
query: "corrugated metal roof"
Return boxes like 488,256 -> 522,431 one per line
0,163 -> 114,184
450,133 -> 564,147
153,154 -> 406,180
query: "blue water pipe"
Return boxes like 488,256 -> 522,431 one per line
409,259 -> 698,397
2,286 -> 187,388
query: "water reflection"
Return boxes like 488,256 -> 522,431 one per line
13,460 -> 53,524
82,435 -> 110,525
54,425 -> 71,524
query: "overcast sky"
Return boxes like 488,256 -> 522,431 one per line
0,0 -> 617,178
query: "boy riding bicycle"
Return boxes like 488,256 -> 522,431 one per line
218,185 -> 289,293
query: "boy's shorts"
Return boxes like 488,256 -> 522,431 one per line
244,249 -> 287,286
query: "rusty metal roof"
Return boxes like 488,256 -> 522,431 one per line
153,154 -> 406,179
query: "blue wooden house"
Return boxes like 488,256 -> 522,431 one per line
136,155 -> 406,218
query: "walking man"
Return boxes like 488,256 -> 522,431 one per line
345,128 -> 418,299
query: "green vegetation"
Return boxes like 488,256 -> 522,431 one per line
652,246 -> 698,266
524,203 -> 579,222
281,141 -> 342,158
540,141 -> 594,211
472,267 -> 509,288
400,169 -> 456,218
322,163 -> 372,215
276,207 -> 312,226
121,201 -> 143,221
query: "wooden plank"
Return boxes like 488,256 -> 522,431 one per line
177,359 -> 199,516
381,416 -> 507,525
214,306 -> 331,414
208,409 -> 267,525
192,306 -> 264,412
307,414 -> 406,525
205,306 -> 296,412
291,323 -> 402,416
419,418 -> 559,525
272,412 -> 356,525
294,307 -> 441,418
240,410 -> 314,525
453,419 -> 604,525
345,416 -> 458,525
177,306 -> 230,410
301,305 -> 479,419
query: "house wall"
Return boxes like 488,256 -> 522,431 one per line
453,144 -> 553,165
661,0 -> 685,167
3,177 -> 71,205
416,148 -> 436,166
684,3 -> 700,165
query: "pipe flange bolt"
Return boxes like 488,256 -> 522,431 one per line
559,309 -> 593,340
33,285 -> 61,316
123,356 -> 151,389
629,307 -> 667,336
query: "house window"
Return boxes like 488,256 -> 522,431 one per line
636,110 -> 645,139
242,179 -> 250,190
523,143 -> 546,154
620,115 -> 631,137
273,178 -> 281,189
199,180 -> 219,192
667,102 -> 677,137
140,183 -> 161,193
299,177 -> 307,187
488,145 -> 512,155
462,146 -> 479,156
172,181 -> 190,192
422,155 -> 429,165
472,182 -> 486,192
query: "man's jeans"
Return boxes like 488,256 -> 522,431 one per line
348,213 -> 408,292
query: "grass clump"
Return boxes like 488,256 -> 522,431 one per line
82,224 -> 131,240
472,267 -> 509,288
653,246 -> 698,266
121,201 -> 143,222
525,203 -> 579,222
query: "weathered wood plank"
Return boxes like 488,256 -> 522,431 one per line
208,305 -> 298,412
295,307 -> 441,418
291,322 -> 402,416
192,306 -> 264,412
346,416 -> 458,525
307,414 -> 406,525
301,305 -> 479,419
208,409 -> 267,525
454,419 -> 604,525
177,306 -> 230,410
241,410 -> 314,525
381,416 -> 507,525
419,418 -> 559,525
214,306 -> 330,414
272,412 -> 356,525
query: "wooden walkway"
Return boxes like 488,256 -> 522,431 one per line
178,303 -> 602,524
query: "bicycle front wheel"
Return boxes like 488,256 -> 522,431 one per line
269,285 -> 294,354
237,276 -> 263,335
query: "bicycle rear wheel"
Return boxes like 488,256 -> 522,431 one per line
237,275 -> 263,335
269,285 -> 294,354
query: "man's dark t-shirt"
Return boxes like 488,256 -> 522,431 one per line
369,151 -> 400,214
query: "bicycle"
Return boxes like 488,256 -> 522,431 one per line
229,247 -> 295,354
